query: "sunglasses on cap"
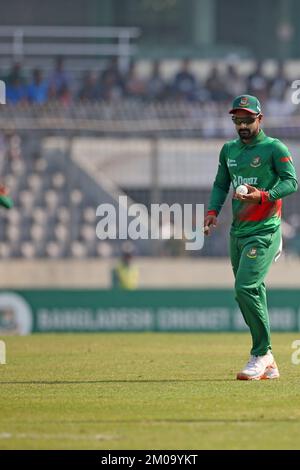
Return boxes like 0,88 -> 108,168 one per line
231,114 -> 260,125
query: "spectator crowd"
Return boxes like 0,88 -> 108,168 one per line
2,57 -> 293,111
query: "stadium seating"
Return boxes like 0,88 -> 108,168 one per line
0,98 -> 299,259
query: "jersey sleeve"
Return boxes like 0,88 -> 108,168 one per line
268,140 -> 298,200
0,194 -> 13,209
208,143 -> 231,215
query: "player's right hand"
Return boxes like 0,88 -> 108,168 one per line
203,215 -> 217,236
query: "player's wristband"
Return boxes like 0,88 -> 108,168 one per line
260,191 -> 270,204
207,210 -> 218,216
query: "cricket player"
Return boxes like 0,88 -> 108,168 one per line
0,184 -> 13,209
204,94 -> 298,380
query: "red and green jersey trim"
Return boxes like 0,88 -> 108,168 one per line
236,199 -> 281,222
207,210 -> 218,216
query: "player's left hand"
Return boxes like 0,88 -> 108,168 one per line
235,184 -> 262,204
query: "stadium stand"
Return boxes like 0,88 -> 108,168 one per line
1,57 -> 300,259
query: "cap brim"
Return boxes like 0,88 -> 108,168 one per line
229,108 -> 257,114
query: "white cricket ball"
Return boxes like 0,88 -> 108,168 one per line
236,184 -> 248,195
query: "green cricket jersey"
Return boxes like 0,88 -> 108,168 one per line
208,130 -> 298,237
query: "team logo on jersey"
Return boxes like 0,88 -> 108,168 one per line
250,156 -> 261,168
240,96 -> 249,107
247,247 -> 257,259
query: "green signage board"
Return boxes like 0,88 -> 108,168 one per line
0,289 -> 300,334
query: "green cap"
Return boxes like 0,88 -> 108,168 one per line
229,94 -> 261,114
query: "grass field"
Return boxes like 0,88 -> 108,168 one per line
0,332 -> 300,450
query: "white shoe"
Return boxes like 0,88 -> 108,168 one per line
261,361 -> 280,379
236,351 -> 278,380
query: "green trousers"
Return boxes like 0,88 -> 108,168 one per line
230,228 -> 281,356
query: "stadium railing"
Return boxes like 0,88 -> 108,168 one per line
0,26 -> 140,72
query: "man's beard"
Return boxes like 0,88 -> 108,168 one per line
238,129 -> 253,139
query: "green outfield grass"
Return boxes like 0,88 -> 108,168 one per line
0,332 -> 300,450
